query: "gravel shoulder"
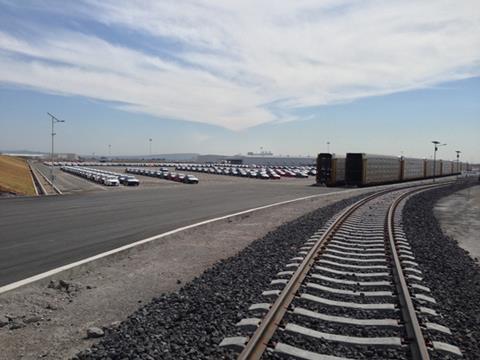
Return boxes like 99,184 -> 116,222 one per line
402,180 -> 480,359
0,188 -> 372,360
434,183 -> 480,261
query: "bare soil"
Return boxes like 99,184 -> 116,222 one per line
434,183 -> 480,261
0,155 -> 35,196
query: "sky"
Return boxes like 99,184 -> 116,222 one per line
0,0 -> 479,162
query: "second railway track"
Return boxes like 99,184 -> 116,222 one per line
221,183 -> 463,360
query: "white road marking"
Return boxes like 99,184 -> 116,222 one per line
0,188 -> 361,294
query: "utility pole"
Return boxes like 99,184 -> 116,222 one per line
47,112 -> 65,186
456,150 -> 461,178
431,140 -> 446,182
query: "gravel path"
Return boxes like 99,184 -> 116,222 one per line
76,193 -> 371,359
402,181 -> 480,359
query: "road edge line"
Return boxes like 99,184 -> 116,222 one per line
0,188 -> 362,295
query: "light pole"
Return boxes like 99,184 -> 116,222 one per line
47,112 -> 66,186
327,141 -> 330,153
456,150 -> 461,177
149,138 -> 152,157
431,141 -> 446,182
108,144 -> 112,157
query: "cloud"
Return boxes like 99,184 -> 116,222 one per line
0,0 -> 479,130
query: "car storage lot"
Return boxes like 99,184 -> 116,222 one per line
33,163 -> 316,194
96,165 -> 314,187
32,162 -> 108,194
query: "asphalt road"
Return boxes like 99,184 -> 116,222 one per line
0,181 -> 343,286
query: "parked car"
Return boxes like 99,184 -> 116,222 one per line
184,175 -> 199,184
119,175 -> 140,186
103,176 -> 120,186
295,172 -> 308,178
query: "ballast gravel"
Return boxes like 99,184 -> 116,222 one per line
76,181 -> 479,360
402,181 -> 480,360
76,193 -> 371,360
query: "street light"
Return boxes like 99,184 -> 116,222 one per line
326,141 -> 330,153
431,141 -> 447,182
108,144 -> 112,157
456,150 -> 461,177
149,138 -> 152,157
47,112 -> 66,186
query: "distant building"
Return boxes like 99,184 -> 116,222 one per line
196,154 -> 315,166
55,153 -> 79,160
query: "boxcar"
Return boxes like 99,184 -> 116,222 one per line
316,153 -> 345,186
345,153 -> 401,186
401,157 -> 425,181
424,159 -> 442,178
441,160 -> 453,176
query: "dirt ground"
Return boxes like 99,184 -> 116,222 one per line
434,183 -> 480,261
0,155 -> 35,196
0,188 -> 371,360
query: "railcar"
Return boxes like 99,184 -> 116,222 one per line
316,152 -> 464,187
345,153 -> 402,186
316,153 -> 345,186
442,160 -> 452,176
401,157 -> 425,181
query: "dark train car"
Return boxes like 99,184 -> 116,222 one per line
345,153 -> 401,186
316,153 -> 345,186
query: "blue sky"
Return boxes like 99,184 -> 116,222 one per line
0,1 -> 479,162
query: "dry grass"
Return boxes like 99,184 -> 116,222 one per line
0,155 -> 36,196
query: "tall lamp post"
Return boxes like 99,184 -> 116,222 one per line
47,112 -> 66,186
456,150 -> 461,177
431,141 -> 446,182
327,141 -> 330,153
149,138 -> 152,157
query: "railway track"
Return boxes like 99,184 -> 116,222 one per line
221,183 -> 462,360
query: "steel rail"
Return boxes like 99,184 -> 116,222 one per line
385,183 -> 449,359
238,182 -> 452,360
237,188 -> 397,360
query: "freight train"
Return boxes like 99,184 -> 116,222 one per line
317,153 -> 467,187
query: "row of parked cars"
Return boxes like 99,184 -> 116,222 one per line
49,161 -> 180,168
61,166 -> 140,186
174,164 -> 316,180
126,168 -> 199,184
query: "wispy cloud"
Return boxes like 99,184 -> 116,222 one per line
0,0 -> 479,130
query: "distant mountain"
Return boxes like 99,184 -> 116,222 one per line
0,149 -> 49,155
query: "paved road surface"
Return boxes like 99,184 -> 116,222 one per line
0,181 -> 342,286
